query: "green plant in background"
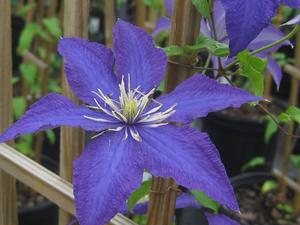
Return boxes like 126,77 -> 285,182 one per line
11,1 -> 63,158
262,180 -> 278,194
241,157 -> 266,172
143,0 -> 163,12
265,106 -> 300,144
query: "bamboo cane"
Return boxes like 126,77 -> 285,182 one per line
0,1 -> 18,225
59,1 -> 89,224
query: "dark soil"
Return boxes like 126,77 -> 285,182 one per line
236,183 -> 300,225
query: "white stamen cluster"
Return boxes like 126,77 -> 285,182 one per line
84,75 -> 176,142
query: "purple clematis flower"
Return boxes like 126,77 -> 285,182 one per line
202,0 -> 291,90
154,0 -> 291,90
221,0 -> 300,56
0,20 -> 260,225
158,0 -> 299,56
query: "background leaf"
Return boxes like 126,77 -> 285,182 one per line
191,0 -> 210,18
128,180 -> 152,213
238,50 -> 267,96
12,96 -> 27,119
290,154 -> 300,167
191,190 -> 220,213
241,157 -> 266,172
261,180 -> 278,194
264,118 -> 278,143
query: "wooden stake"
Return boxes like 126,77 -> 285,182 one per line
104,0 -> 116,47
292,32 -> 300,213
146,1 -> 201,225
0,1 -> 18,225
136,0 -> 145,28
59,1 -> 89,224
278,33 -> 300,203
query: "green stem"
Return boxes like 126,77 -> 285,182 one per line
224,25 -> 300,71
202,53 -> 212,74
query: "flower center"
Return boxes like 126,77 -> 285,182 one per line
122,98 -> 139,122
84,74 -> 177,141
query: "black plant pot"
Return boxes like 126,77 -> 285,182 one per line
19,201 -> 58,225
175,172 -> 274,225
18,156 -> 58,225
175,207 -> 208,225
230,171 -> 273,189
202,111 -> 280,177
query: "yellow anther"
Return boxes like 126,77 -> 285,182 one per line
122,98 -> 139,121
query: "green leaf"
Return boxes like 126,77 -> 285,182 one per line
18,23 -> 41,55
241,157 -> 266,172
45,130 -> 56,145
192,36 -> 229,57
20,63 -> 37,85
37,47 -> 47,59
42,17 -> 62,39
128,180 -> 152,213
48,80 -> 62,93
238,50 -> 267,96
191,190 -> 220,213
290,154 -> 300,167
12,77 -> 20,85
163,45 -> 184,56
143,0 -> 162,10
276,203 -> 293,214
16,2 -> 36,18
15,134 -> 34,157
264,118 -> 278,143
192,0 -> 210,18
285,106 -> 300,124
12,96 -> 27,119
261,180 -> 278,194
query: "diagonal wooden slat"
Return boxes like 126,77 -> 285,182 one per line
0,144 -> 137,225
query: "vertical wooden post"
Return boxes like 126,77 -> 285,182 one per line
146,1 -> 201,225
59,1 -> 90,225
0,1 -> 18,225
135,0 -> 145,28
278,33 -> 300,202
104,0 -> 116,47
292,33 -> 300,213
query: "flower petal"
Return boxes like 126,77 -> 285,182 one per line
113,19 -> 167,92
0,93 -> 119,143
152,17 -> 172,37
281,0 -> 300,8
58,38 -> 119,104
267,56 -> 283,90
165,0 -> 174,16
283,14 -> 300,26
138,125 -> 239,211
74,131 -> 144,225
206,214 -> 240,225
221,0 -> 280,56
248,25 -> 291,54
155,74 -> 261,123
